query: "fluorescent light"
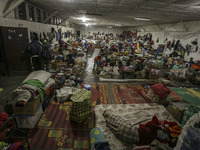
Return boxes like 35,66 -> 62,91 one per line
135,17 -> 151,21
77,17 -> 91,22
191,6 -> 200,9
115,24 -> 121,26
108,26 -> 112,28
84,23 -> 97,27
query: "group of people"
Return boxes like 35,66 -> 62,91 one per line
28,34 -> 52,72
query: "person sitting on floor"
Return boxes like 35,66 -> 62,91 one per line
100,55 -> 107,67
126,56 -> 134,66
135,58 -> 143,71
189,57 -> 194,65
66,54 -> 75,67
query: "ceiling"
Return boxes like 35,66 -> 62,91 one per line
26,0 -> 200,27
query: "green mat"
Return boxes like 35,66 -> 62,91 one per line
170,88 -> 200,106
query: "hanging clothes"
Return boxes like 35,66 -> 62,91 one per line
56,32 -> 59,41
65,32 -> 67,38
174,40 -> 180,50
192,38 -> 198,45
171,40 -> 175,48
149,34 -> 152,41
196,46 -> 199,52
167,41 -> 171,48
156,38 -> 159,43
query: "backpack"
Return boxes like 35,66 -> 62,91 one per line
40,45 -> 52,60
28,41 -> 41,56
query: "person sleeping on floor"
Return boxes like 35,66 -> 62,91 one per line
103,110 -> 181,148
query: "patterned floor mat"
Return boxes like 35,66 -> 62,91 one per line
29,83 -> 109,150
169,87 -> 200,106
108,84 -> 147,104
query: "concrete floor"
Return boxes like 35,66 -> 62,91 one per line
0,76 -> 26,110
82,48 -> 100,83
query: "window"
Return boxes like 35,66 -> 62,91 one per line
29,5 -> 34,21
51,17 -> 54,25
56,17 -> 59,25
18,3 -> 26,20
16,3 -> 62,25
53,16 -> 57,25
36,9 -> 41,22
57,18 -> 61,24
48,14 -> 51,24
43,11 -> 46,21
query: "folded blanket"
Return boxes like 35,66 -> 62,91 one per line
21,79 -> 45,102
9,88 -> 32,103
23,70 -> 51,83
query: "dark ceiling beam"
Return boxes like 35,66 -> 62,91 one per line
43,11 -> 58,23
3,0 -> 15,12
3,0 -> 25,17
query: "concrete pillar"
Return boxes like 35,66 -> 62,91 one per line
33,7 -> 37,22
40,10 -> 43,22
25,3 -> 29,21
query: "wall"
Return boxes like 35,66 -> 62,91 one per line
78,26 -> 124,39
126,21 -> 200,61
0,0 -> 74,44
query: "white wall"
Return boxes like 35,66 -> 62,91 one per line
78,26 -> 123,39
126,21 -> 200,61
0,0 -> 74,44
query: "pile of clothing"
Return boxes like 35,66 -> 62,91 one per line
5,71 -> 54,115
146,83 -> 171,105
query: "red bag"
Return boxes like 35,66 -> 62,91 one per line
150,83 -> 171,99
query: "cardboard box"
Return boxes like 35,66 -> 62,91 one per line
13,95 -> 42,116
15,105 -> 43,128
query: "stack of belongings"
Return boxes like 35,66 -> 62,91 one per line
147,59 -> 160,79
56,87 -> 81,103
70,89 -> 92,122
190,71 -> 200,85
76,48 -> 85,57
135,69 -> 146,79
111,66 -> 121,79
123,66 -> 135,79
99,65 -> 113,79
75,48 -> 87,69
72,65 -> 82,75
5,71 -> 54,128
146,83 -> 171,105
169,69 -> 178,81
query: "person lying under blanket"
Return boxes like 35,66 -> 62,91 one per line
103,110 -> 181,148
